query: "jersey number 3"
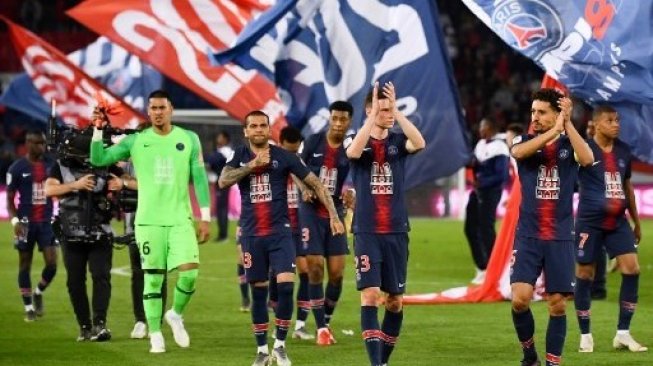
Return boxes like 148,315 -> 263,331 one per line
355,255 -> 371,273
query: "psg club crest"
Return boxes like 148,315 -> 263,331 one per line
491,0 -> 564,59
388,145 -> 399,156
558,148 -> 569,159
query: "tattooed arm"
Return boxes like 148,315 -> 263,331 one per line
218,148 -> 270,189
292,174 -> 315,202
218,165 -> 252,189
303,173 -> 345,235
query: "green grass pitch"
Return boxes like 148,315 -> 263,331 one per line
0,219 -> 651,365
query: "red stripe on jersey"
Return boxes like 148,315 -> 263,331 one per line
252,169 -> 273,236
317,143 -> 338,218
31,162 -> 46,222
538,141 -> 557,240
287,176 -> 299,230
602,150 -> 619,230
371,140 -> 392,233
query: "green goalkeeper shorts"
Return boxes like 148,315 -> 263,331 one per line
135,222 -> 199,271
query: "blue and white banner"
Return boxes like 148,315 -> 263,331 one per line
462,0 -> 653,163
214,0 -> 470,188
0,36 -> 162,122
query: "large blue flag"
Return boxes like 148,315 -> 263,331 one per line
462,0 -> 653,163
0,36 -> 162,122
214,0 -> 470,188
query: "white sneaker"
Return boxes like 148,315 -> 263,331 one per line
292,326 -> 315,340
165,309 -> 190,348
130,321 -> 147,339
613,332 -> 648,352
579,333 -> 593,352
251,352 -> 270,366
471,269 -> 486,285
149,331 -> 165,353
271,346 -> 292,366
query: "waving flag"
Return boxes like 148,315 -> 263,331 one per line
0,36 -> 162,123
461,0 -> 653,164
67,0 -> 288,135
214,0 -> 470,187
0,17 -> 144,128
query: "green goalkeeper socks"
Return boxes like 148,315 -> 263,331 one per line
143,273 -> 165,332
173,269 -> 198,314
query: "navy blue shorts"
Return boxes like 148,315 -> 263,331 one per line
510,236 -> 575,294
575,221 -> 637,264
354,233 -> 408,295
301,213 -> 349,257
241,233 -> 296,282
293,232 -> 308,257
15,222 -> 57,252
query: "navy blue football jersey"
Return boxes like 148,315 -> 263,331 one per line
7,157 -> 54,222
300,131 -> 350,218
228,145 -> 310,237
577,139 -> 632,230
347,132 -> 411,234
513,134 -> 579,240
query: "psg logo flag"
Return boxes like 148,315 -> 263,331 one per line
213,0 -> 471,188
462,0 -> 653,164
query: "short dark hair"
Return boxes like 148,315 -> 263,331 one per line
364,86 -> 387,108
532,88 -> 563,113
216,130 -> 231,143
25,130 -> 45,140
329,101 -> 354,117
480,117 -> 499,131
244,110 -> 270,126
506,123 -> 525,135
279,126 -> 302,144
592,105 -> 617,120
148,89 -> 172,103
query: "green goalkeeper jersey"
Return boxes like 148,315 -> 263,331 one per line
90,126 -> 210,226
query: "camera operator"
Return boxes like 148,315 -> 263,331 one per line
44,127 -> 125,342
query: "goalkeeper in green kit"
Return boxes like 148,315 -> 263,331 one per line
90,90 -> 211,353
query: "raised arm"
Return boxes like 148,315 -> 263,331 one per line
346,83 -> 379,159
90,128 -> 134,167
385,82 -> 425,153
303,172 -> 344,235
560,98 -> 593,166
511,109 -> 564,160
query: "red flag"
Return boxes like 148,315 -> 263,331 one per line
541,74 -> 569,97
66,0 -> 288,137
1,16 -> 144,129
